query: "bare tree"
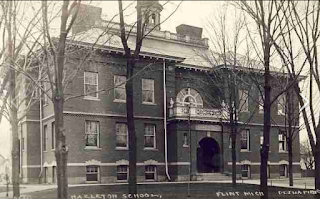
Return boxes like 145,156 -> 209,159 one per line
301,140 -> 314,170
268,0 -> 320,191
0,1 -> 43,197
236,1 -> 290,198
117,0 -> 182,194
40,1 -> 81,199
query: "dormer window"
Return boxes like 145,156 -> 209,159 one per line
151,13 -> 156,24
176,88 -> 203,107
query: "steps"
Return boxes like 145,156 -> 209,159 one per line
195,173 -> 231,181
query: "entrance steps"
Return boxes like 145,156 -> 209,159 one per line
194,173 -> 231,181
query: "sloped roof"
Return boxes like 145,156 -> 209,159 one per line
71,24 -> 210,66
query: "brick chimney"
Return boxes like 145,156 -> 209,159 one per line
176,24 -> 203,39
72,4 -> 102,35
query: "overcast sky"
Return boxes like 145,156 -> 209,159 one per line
0,1 -> 223,159
0,1 -> 313,158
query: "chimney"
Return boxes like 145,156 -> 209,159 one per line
176,24 -> 203,39
72,4 -> 102,35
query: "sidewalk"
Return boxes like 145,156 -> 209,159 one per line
0,178 -> 315,199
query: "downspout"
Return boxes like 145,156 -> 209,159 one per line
163,61 -> 171,181
38,79 -> 43,183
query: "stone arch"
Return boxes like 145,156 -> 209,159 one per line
176,88 -> 203,107
197,137 -> 220,173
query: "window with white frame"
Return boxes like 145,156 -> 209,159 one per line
279,164 -> 287,177
116,123 -> 128,149
279,131 -> 287,152
241,164 -> 250,178
260,131 -> 264,149
176,88 -> 203,107
21,137 -> 25,151
43,82 -> 48,105
259,94 -> 264,113
44,167 -> 48,183
86,166 -> 99,182
84,71 -> 98,99
52,166 -> 56,183
52,121 -> 55,150
278,94 -> 286,115
145,165 -> 156,180
85,121 -> 100,148
239,89 -> 249,112
116,165 -> 128,181
142,79 -> 154,104
43,125 -> 48,151
144,124 -> 156,149
114,75 -> 126,102
183,133 -> 189,147
240,130 -> 250,151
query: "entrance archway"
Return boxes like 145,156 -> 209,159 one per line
197,137 -> 220,173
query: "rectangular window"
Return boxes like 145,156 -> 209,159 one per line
279,165 -> 287,177
183,133 -> 189,147
241,165 -> 250,178
260,131 -> 263,149
239,89 -> 249,112
44,167 -> 48,183
43,82 -> 48,105
85,121 -> 100,148
52,166 -> 56,183
116,165 -> 128,181
279,131 -> 287,152
116,123 -> 128,148
86,166 -> 99,182
43,125 -> 47,151
114,75 -> 126,102
142,79 -> 154,104
145,165 -> 156,181
144,124 -> 156,149
21,137 -> 25,151
259,94 -> 264,113
52,122 -> 55,150
278,94 -> 286,115
240,130 -> 250,151
84,71 -> 98,99
31,87 -> 38,99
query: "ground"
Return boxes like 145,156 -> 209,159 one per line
21,183 -> 314,199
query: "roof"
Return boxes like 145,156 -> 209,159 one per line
70,20 -> 210,66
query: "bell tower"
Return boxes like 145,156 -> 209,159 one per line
136,1 -> 163,31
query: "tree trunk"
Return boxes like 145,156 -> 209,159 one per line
315,128 -> 320,198
127,57 -> 137,194
231,127 -> 237,186
7,1 -> 20,195
54,97 -> 68,199
288,139 -> 293,186
10,108 -> 20,198
287,88 -> 293,187
260,49 -> 271,199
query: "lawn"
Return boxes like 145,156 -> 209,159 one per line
0,186 -> 12,193
26,183 -> 315,199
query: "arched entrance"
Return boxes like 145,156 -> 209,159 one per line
197,137 -> 220,173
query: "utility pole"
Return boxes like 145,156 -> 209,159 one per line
187,104 -> 192,198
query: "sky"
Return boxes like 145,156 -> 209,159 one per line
0,1 -> 223,159
0,1 -> 313,158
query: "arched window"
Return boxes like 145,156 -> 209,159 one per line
176,88 -> 203,107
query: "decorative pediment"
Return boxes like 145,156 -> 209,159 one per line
279,160 -> 289,165
116,159 -> 129,165
85,159 -> 101,165
144,159 -> 158,165
43,162 -> 48,167
240,160 -> 251,165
